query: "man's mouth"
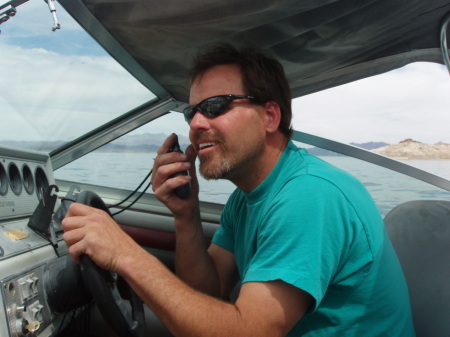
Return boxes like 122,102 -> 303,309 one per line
199,142 -> 217,150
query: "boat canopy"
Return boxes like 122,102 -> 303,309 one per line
60,0 -> 450,103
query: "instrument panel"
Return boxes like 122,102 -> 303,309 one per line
0,145 -> 71,337
0,146 -> 51,221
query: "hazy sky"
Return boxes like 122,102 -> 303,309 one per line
292,62 -> 450,144
1,0 -> 449,146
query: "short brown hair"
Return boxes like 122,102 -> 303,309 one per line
189,43 -> 293,139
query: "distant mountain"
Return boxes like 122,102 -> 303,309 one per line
2,135 -> 388,154
372,139 -> 450,159
5,136 -> 447,159
101,133 -> 190,152
1,133 -> 190,153
350,141 -> 389,150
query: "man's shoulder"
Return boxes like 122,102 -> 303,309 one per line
283,142 -> 360,189
280,144 -> 379,217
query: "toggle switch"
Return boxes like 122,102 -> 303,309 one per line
25,320 -> 40,333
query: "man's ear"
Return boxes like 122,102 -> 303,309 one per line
264,101 -> 282,133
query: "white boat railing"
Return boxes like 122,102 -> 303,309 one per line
293,130 -> 450,192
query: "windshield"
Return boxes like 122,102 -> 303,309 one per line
0,0 -> 154,151
1,0 -> 449,211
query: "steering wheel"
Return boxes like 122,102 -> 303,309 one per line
75,190 -> 145,337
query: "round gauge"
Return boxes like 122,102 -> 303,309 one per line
8,162 -> 22,196
22,164 -> 34,195
0,162 -> 7,196
35,166 -> 49,201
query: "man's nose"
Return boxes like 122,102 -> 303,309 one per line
189,111 -> 211,131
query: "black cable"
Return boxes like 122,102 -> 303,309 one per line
49,172 -> 154,335
108,169 -> 152,208
61,197 -> 77,203
110,179 -> 152,216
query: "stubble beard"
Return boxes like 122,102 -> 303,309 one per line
199,152 -> 233,180
196,127 -> 266,182
195,133 -> 234,180
198,142 -> 264,182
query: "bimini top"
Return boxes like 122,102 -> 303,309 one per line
60,0 -> 449,103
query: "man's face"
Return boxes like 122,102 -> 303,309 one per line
188,64 -> 267,182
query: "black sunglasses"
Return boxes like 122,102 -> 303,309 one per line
183,94 -> 262,124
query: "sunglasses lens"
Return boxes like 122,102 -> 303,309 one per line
184,96 -> 230,124
183,95 -> 255,124
183,106 -> 195,124
202,96 -> 229,118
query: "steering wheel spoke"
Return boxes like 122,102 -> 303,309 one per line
75,190 -> 146,337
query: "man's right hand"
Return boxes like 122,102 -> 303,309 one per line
151,133 -> 200,221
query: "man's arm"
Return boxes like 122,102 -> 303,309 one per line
151,134 -> 238,299
121,248 -> 313,337
171,200 -> 239,299
207,243 -> 240,299
62,203 -> 313,337
173,212 -> 229,297
151,134 -> 231,297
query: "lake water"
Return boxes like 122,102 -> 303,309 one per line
54,152 -> 450,217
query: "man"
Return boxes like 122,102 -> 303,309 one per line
62,44 -> 415,336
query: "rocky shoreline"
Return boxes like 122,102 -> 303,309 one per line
372,139 -> 450,160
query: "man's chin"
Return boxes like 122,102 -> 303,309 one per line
199,159 -> 232,181
199,166 -> 225,180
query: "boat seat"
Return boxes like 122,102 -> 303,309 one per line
384,200 -> 450,337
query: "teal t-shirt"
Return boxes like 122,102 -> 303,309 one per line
212,141 -> 415,336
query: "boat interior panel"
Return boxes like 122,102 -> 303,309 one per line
1,0 -> 450,336
61,0 -> 450,103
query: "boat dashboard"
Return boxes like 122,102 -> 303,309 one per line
0,145 -> 78,337
1,1 -> 450,336
0,144 -> 216,337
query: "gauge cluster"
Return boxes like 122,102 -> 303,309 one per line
0,146 -> 74,337
0,147 -> 52,221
